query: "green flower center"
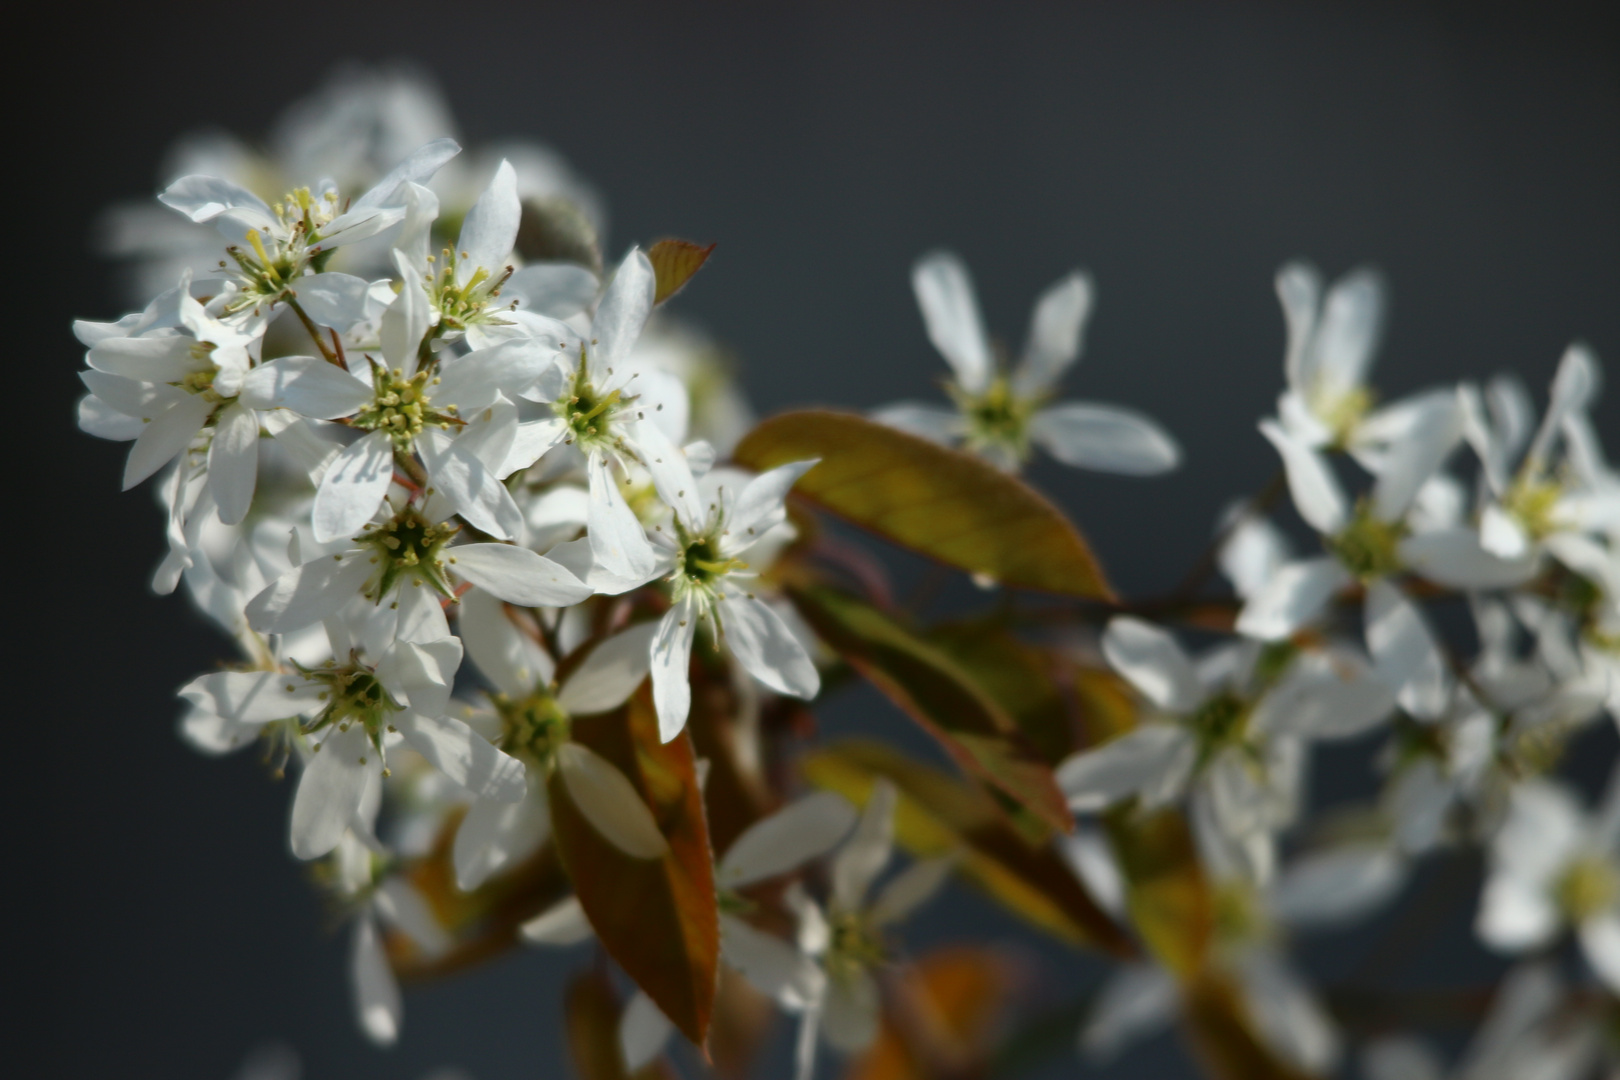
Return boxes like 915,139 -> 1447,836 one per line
1315,384 -> 1375,446
494,688 -> 570,769
356,507 -> 459,601
826,910 -> 885,979
554,349 -> 633,451
1192,691 -> 1249,750
1555,856 -> 1619,922
221,187 -> 340,312
950,375 -> 1041,462
1328,501 -> 1407,580
1503,476 -> 1564,541
425,246 -> 514,333
300,655 -> 402,753
352,362 -> 459,452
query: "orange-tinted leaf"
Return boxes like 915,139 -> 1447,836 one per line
843,946 -> 1017,1080
803,740 -> 1134,957
1181,972 -> 1322,1080
733,410 -> 1112,599
791,587 -> 1071,835
565,968 -> 675,1080
1105,807 -> 1212,979
550,690 -> 719,1046
648,239 -> 716,304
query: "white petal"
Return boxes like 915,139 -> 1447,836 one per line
87,335 -> 196,381
380,251 -> 431,374
1057,725 -> 1195,811
1218,508 -> 1292,601
350,916 -> 402,1046
870,402 -> 965,445
626,416 -> 702,525
1101,617 -> 1202,712
312,431 -> 393,542
1365,579 -> 1450,720
123,394 -> 213,489
351,137 -> 461,212
1235,557 -> 1351,641
1237,953 -> 1340,1073
619,992 -> 675,1072
1013,271 -> 1092,396
1525,343 -> 1599,471
291,726 -> 377,860
450,543 -> 592,607
720,913 -> 826,1010
1311,267 -> 1384,397
1275,261 -> 1322,395
722,593 -> 821,699
240,355 -> 371,418
290,272 -> 377,331
832,780 -> 896,911
208,401 -> 260,525
650,604 -> 697,742
1029,402 -> 1180,475
458,588 -> 553,699
506,263 -> 599,319
1079,963 -> 1178,1062
396,711 -> 525,801
1398,528 -> 1538,589
1480,502 -> 1531,560
586,453 -> 658,580
433,340 -> 551,415
181,670 -> 324,724
1259,418 -> 1348,534
719,792 -> 860,889
821,970 -> 881,1054
557,742 -> 669,859
453,779 -> 551,892
912,251 -> 991,393
730,459 -> 819,542
556,622 -> 660,715
159,174 -> 273,231
520,895 -> 595,946
1272,843 -> 1406,928
419,431 -> 523,541
1476,876 -> 1561,952
245,552 -> 373,633
1578,912 -> 1620,995
1259,659 -> 1395,740
1370,396 -> 1461,523
869,857 -> 953,927
592,248 -> 655,374
456,159 -> 520,279
78,392 -> 143,440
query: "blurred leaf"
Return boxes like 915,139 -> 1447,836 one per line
1181,972 -> 1321,1080
550,690 -> 719,1046
1105,807 -> 1212,979
648,238 -> 716,304
929,620 -> 1081,765
686,655 -> 776,856
1073,667 -> 1140,743
791,587 -> 1071,835
733,410 -> 1112,598
516,196 -> 602,274
565,968 -> 674,1080
708,968 -> 780,1080
843,946 -> 1018,1080
803,740 -> 1134,957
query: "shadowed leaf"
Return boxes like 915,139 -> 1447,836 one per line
1182,972 -> 1322,1080
565,968 -> 675,1080
929,620 -> 1082,765
1106,807 -> 1213,979
791,586 -> 1071,835
550,690 -> 719,1046
733,410 -> 1112,598
804,739 -> 1134,957
648,238 -> 716,304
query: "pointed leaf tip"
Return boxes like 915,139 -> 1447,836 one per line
648,239 -> 717,305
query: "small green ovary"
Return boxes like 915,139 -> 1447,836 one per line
1504,476 -> 1565,542
426,247 -> 514,333
825,911 -> 885,980
1328,502 -> 1407,580
1191,691 -> 1249,750
494,689 -> 570,768
1555,856 -> 1619,922
303,659 -> 402,746
357,508 -> 459,600
951,375 -> 1040,462
554,351 -> 628,449
351,363 -> 459,451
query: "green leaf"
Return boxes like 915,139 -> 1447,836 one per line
550,690 -> 719,1046
732,410 -> 1112,599
790,586 -> 1072,835
1105,807 -> 1213,979
515,196 -> 602,274
803,739 -> 1134,957
647,239 -> 716,304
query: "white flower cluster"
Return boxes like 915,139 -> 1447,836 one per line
79,71 -> 1620,1080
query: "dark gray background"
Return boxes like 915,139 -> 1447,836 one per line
15,2 -> 1619,1077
